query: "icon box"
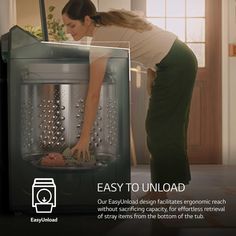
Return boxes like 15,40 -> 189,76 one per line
32,178 -> 56,213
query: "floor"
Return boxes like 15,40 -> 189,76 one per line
131,165 -> 236,227
0,165 -> 236,236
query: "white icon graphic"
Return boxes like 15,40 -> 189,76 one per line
32,178 -> 56,213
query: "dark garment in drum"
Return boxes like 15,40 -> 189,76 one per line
145,39 -> 198,186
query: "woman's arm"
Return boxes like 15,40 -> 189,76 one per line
71,56 -> 108,160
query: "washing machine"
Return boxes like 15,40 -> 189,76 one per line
0,26 -> 130,213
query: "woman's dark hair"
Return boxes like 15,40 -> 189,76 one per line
62,0 -> 97,22
62,0 -> 152,32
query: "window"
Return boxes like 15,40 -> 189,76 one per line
146,0 -> 205,67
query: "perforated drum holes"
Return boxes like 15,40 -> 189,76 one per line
21,83 -> 119,165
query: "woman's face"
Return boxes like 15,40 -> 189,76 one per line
62,14 -> 90,41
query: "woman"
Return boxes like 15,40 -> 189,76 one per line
62,0 -> 197,195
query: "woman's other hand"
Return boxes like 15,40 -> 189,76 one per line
147,68 -> 156,96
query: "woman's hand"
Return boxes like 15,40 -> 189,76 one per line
147,68 -> 156,96
71,137 -> 90,162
